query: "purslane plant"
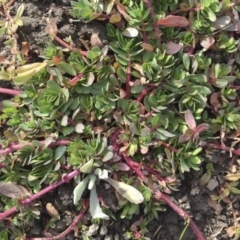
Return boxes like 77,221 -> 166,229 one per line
0,0 -> 240,239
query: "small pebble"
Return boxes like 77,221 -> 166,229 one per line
29,227 -> 42,237
217,221 -> 228,227
207,179 -> 218,191
55,220 -> 66,232
86,223 -> 99,236
104,235 -> 113,240
65,215 -> 72,226
114,234 -> 120,240
99,225 -> 108,236
217,215 -> 227,221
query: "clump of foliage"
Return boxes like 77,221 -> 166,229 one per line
0,0 -> 240,239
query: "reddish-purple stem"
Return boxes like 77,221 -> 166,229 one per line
136,86 -> 154,102
160,141 -> 179,153
54,35 -> 87,56
143,165 -> 170,182
122,154 -> 205,240
111,128 -> 121,151
122,154 -> 146,179
168,7 -> 200,15
68,73 -> 84,85
0,87 -> 21,95
205,143 -> 240,156
0,139 -> 71,155
0,170 -> 80,220
125,59 -> 131,99
160,193 -> 205,240
144,0 -> 161,48
26,200 -> 88,240
142,23 -> 147,43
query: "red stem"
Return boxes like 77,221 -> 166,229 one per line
144,0 -> 161,48
205,143 -> 240,156
122,154 -> 146,180
160,141 -> 179,153
26,200 -> 88,240
160,193 -> 205,240
143,165 -> 170,182
125,59 -> 131,99
0,170 -> 80,220
168,7 -> 200,15
122,154 -> 205,240
111,128 -> 121,151
136,86 -> 154,102
68,73 -> 84,85
0,87 -> 21,95
142,23 -> 147,43
54,35 -> 87,56
0,139 -> 71,155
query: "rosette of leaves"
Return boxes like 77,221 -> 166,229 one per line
176,146 -> 203,173
143,87 -> 175,112
32,80 -> 69,117
192,0 -> 222,34
131,48 -> 177,84
116,99 -> 144,125
162,27 -> 179,41
195,52 -> 212,70
68,134 -> 114,167
211,102 -> 240,131
209,63 -> 236,88
153,0 -> 178,13
70,0 -> 103,22
216,32 -> 239,53
73,171 -> 144,220
108,29 -> 143,66
126,1 -> 151,27
178,31 -> 194,46
177,74 -> 212,118
70,140 -> 144,220
118,123 -> 154,156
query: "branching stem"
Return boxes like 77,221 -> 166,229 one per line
122,153 -> 205,240
0,87 -> 21,95
0,170 -> 80,220
125,58 -> 131,99
144,0 -> 161,48
0,139 -> 71,155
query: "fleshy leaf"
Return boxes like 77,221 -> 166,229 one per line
194,123 -> 209,133
105,178 -> 144,204
88,174 -> 97,190
185,109 -> 196,129
73,176 -> 90,205
211,16 -> 231,30
80,159 -> 94,173
166,41 -> 182,55
116,163 -> 130,171
102,151 -> 113,162
0,182 -> 31,199
200,36 -> 215,50
54,146 -> 66,160
90,185 -> 110,220
157,15 -> 189,27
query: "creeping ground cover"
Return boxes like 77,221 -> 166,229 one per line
1,0 -> 240,239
